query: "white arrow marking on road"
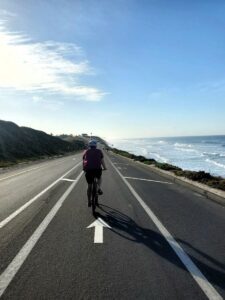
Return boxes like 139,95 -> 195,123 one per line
87,218 -> 111,243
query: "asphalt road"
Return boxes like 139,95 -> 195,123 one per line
0,151 -> 224,299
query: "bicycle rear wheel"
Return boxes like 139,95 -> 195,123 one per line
91,178 -> 98,213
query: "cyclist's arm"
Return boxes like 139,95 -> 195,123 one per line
82,150 -> 87,171
101,158 -> 107,170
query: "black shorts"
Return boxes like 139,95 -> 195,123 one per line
85,169 -> 102,184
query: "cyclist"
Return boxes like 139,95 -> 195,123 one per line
83,140 -> 107,206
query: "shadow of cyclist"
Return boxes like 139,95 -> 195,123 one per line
94,204 -> 225,293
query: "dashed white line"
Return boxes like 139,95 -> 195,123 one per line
110,160 -> 223,300
0,162 -> 82,229
124,176 -> 173,184
0,171 -> 83,298
194,192 -> 204,198
60,178 -> 77,182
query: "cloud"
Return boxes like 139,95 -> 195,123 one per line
0,9 -> 17,17
0,24 -> 106,101
32,96 -> 63,111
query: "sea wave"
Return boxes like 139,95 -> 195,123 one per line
139,147 -> 148,156
174,143 -> 192,148
157,140 -> 167,145
203,152 -> 220,157
203,152 -> 225,158
206,159 -> 225,169
149,152 -> 169,163
175,147 -> 199,154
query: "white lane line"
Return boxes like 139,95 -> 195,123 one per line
114,163 -> 129,165
110,161 -> 223,300
124,176 -> 173,185
0,156 -> 79,182
60,178 -> 77,182
194,193 -> 204,198
0,171 -> 83,298
0,162 -> 82,229
0,166 -> 43,182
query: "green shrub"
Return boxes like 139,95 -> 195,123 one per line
0,161 -> 15,168
204,179 -> 225,191
185,171 -> 213,181
133,155 -> 146,162
143,159 -> 156,165
155,162 -> 182,171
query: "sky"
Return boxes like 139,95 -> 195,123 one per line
0,0 -> 225,140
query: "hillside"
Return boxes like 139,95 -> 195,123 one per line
58,134 -> 109,149
91,136 -> 109,147
0,120 -> 85,165
58,134 -> 88,148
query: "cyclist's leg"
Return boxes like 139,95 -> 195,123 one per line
85,171 -> 92,206
87,184 -> 92,204
93,177 -> 99,207
97,176 -> 102,189
96,169 -> 103,195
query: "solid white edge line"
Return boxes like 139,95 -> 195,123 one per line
0,155 -> 79,182
0,166 -> 43,182
124,176 -> 173,184
0,171 -> 84,298
0,162 -> 82,229
110,160 -> 223,300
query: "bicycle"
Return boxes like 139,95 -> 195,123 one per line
90,176 -> 99,214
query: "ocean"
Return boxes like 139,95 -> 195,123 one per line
110,135 -> 225,178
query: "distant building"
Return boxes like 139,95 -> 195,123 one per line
82,133 -> 88,137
